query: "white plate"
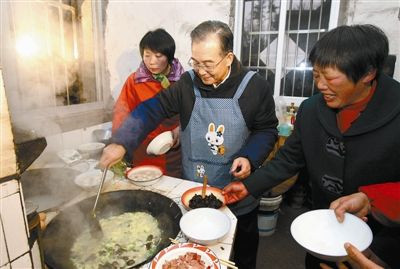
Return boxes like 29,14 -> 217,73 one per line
57,149 -> 82,165
150,243 -> 220,269
126,165 -> 163,186
77,142 -> 105,155
290,209 -> 373,261
69,161 -> 90,173
74,169 -> 114,190
180,208 -> 231,245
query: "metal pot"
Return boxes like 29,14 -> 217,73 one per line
25,201 -> 45,267
41,190 -> 182,269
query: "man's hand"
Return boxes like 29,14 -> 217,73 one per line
230,157 -> 251,179
330,192 -> 371,223
171,126 -> 180,148
320,243 -> 384,269
99,143 -> 126,169
222,181 -> 249,204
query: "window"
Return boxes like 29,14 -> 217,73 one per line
234,0 -> 340,106
0,0 -> 108,134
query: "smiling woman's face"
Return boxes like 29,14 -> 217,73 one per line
142,48 -> 169,75
312,66 -> 375,109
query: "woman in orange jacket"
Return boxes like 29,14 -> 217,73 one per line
112,28 -> 184,177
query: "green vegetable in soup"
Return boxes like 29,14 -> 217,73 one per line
110,160 -> 129,178
71,212 -> 161,269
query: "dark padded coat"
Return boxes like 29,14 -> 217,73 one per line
244,73 -> 400,208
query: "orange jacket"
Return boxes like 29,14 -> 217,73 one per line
112,72 -> 181,177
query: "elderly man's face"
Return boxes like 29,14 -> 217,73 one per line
312,66 -> 376,109
190,34 -> 233,85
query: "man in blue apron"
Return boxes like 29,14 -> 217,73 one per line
100,21 -> 278,269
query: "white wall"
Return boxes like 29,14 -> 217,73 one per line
341,0 -> 400,80
104,0 -> 232,100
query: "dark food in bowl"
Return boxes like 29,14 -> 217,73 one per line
189,193 -> 223,209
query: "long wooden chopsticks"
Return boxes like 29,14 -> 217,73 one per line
219,259 -> 238,269
201,175 -> 208,198
168,238 -> 238,269
169,237 -> 180,244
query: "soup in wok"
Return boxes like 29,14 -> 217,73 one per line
71,212 -> 161,268
42,190 -> 182,269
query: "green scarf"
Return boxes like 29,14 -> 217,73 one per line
153,73 -> 170,89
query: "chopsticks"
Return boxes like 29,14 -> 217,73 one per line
201,175 -> 208,198
168,238 -> 238,269
169,237 -> 180,244
219,259 -> 238,269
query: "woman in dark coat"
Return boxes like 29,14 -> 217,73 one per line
223,24 -> 400,268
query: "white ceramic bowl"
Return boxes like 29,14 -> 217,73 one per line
181,186 -> 226,210
180,208 -> 231,245
74,169 -> 114,191
290,209 -> 373,262
57,149 -> 82,164
92,128 -> 112,144
125,165 -> 163,186
146,131 -> 173,155
77,142 -> 105,157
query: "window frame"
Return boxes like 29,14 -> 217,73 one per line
233,0 -> 341,107
0,0 -> 110,135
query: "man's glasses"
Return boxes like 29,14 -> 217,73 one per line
188,54 -> 228,73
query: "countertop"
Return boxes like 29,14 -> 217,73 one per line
43,166 -> 237,269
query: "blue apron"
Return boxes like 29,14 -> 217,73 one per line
181,70 -> 259,216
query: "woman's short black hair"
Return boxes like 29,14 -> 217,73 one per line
139,28 -> 176,63
190,20 -> 233,55
309,24 -> 389,83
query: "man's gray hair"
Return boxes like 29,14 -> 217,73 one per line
190,20 -> 233,54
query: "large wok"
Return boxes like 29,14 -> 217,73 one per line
42,190 -> 182,268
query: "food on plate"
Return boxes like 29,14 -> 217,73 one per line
162,252 -> 211,269
126,165 -> 163,186
189,193 -> 223,209
128,170 -> 161,181
181,186 -> 226,210
71,212 -> 161,268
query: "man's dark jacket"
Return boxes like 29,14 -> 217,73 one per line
114,57 -> 278,171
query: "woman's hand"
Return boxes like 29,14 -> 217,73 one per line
230,157 -> 251,179
99,144 -> 126,169
330,192 -> 371,223
222,181 -> 250,204
320,243 -> 384,269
